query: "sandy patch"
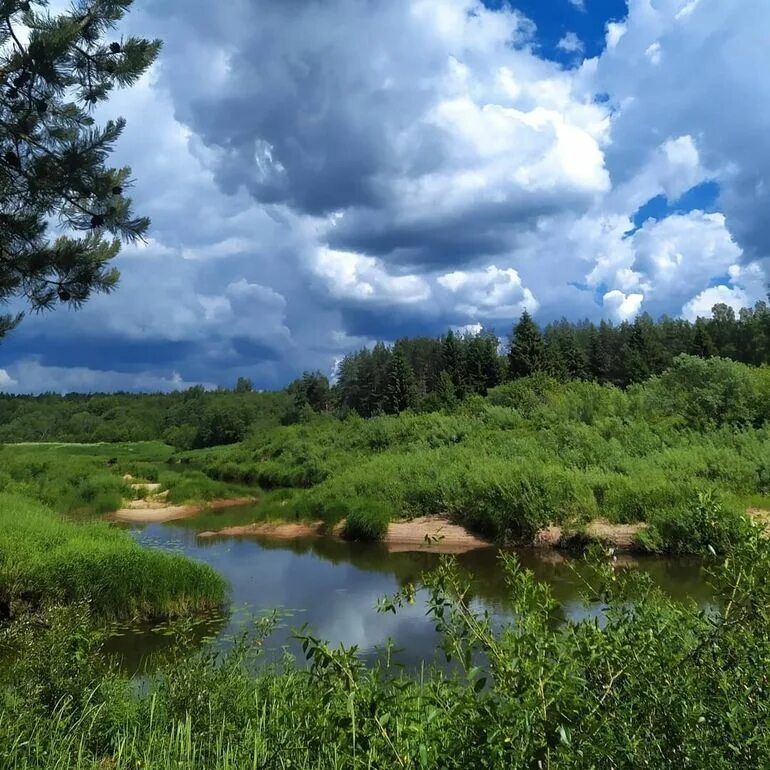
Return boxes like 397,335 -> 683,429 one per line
534,520 -> 647,553
748,508 -> 770,533
198,516 -> 490,554
198,520 -> 330,539
585,519 -> 647,550
383,517 -> 489,553
131,482 -> 163,494
109,498 -> 257,524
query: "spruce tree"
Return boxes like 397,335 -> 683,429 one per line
0,0 -> 160,337
434,369 -> 457,409
589,321 -> 614,383
385,347 -> 418,414
508,310 -> 544,379
441,330 -> 463,393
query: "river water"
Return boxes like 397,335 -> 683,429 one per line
111,506 -> 714,671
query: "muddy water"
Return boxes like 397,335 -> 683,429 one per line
110,506 -> 714,671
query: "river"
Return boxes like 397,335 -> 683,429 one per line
110,505 -> 714,671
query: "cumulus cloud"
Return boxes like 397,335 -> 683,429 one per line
603,290 -> 644,321
311,247 -> 431,305
590,0 -> 770,267
437,265 -> 538,320
3,0 -> 770,393
682,263 -> 769,321
0,369 -> 17,387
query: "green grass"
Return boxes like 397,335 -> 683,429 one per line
0,493 -> 226,621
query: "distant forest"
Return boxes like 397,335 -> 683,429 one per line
1,299 -> 769,444
327,300 -> 770,417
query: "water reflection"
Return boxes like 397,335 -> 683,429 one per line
110,514 -> 714,672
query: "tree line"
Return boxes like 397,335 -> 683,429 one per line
290,299 -> 770,417
0,384 -> 288,447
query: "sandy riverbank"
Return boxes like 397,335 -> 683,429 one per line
109,498 -> 257,524
197,515 -> 492,554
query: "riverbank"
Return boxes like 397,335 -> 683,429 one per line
0,492 -> 226,621
197,515 -> 492,554
109,497 -> 258,524
195,514 -> 656,554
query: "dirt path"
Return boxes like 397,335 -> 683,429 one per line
109,498 -> 257,524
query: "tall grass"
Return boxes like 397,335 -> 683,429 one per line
0,494 -> 226,620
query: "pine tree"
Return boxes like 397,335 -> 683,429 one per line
508,310 -> 544,379
385,348 -> 418,414
0,1 -> 160,337
463,330 -> 502,394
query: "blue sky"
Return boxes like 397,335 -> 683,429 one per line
1,0 -> 768,393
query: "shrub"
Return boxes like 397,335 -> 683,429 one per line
645,490 -> 753,554
342,499 -> 392,541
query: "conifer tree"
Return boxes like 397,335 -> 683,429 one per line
385,347 -> 418,414
441,330 -> 463,393
588,321 -> 613,383
508,310 -> 544,379
0,0 -> 160,336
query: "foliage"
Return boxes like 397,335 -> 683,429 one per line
0,442 -> 254,516
0,0 -> 160,337
0,387 -> 288,446
2,540 -> 770,767
183,358 -> 770,552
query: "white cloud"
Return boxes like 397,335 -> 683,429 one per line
437,265 -> 538,320
557,32 -> 584,55
0,360 -> 212,395
567,0 -> 586,11
0,369 -> 17,387
676,0 -> 701,21
603,290 -> 644,321
311,247 -> 431,305
682,262 -> 768,321
605,21 -> 626,50
644,42 -> 662,65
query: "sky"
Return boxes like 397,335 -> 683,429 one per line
1,0 -> 769,394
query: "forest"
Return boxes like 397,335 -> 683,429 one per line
2,299 -> 770,443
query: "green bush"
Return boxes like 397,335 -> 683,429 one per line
645,490 -> 753,554
342,499 -> 392,541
